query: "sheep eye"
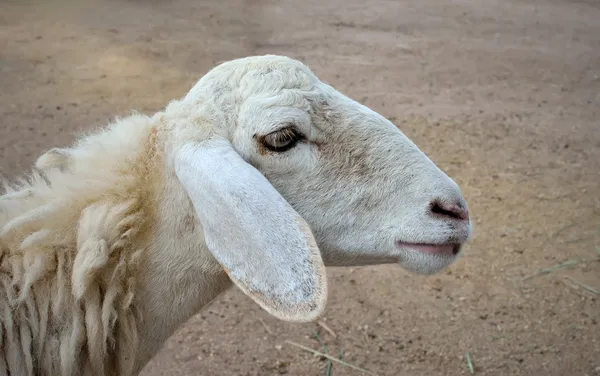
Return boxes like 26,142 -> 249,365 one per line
260,127 -> 305,153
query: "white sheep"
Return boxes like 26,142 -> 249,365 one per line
0,55 -> 472,375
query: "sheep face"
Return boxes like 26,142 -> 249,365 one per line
172,55 -> 472,322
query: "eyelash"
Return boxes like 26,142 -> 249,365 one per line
260,127 -> 305,153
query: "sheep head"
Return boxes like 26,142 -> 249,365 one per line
167,55 -> 473,323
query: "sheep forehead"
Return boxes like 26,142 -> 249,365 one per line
185,55 -> 392,140
223,55 -> 319,86
185,55 -> 321,101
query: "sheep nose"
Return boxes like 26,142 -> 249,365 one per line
430,199 -> 469,221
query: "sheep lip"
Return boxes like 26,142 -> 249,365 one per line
396,242 -> 461,255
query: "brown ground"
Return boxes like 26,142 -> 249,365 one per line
1,0 -> 599,375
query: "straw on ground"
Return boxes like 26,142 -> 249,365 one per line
466,352 -> 475,374
285,340 -> 378,376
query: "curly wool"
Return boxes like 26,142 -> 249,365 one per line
0,114 -> 157,376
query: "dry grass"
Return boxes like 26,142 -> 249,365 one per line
285,340 -> 377,376
466,352 -> 475,374
563,276 -> 599,295
523,226 -> 600,282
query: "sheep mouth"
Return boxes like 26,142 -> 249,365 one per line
396,242 -> 462,256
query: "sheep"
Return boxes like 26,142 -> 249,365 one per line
0,55 -> 473,375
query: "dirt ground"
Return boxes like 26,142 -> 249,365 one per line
1,0 -> 599,375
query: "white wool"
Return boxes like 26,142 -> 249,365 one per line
0,115 -> 155,375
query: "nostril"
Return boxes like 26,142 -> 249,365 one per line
430,200 -> 469,221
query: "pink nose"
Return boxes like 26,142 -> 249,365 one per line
430,200 -> 469,221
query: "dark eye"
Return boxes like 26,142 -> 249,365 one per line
260,127 -> 305,153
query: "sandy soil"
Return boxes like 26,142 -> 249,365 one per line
1,0 -> 599,375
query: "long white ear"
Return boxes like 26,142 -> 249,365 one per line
173,137 -> 327,322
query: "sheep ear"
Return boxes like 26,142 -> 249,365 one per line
173,138 -> 327,322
